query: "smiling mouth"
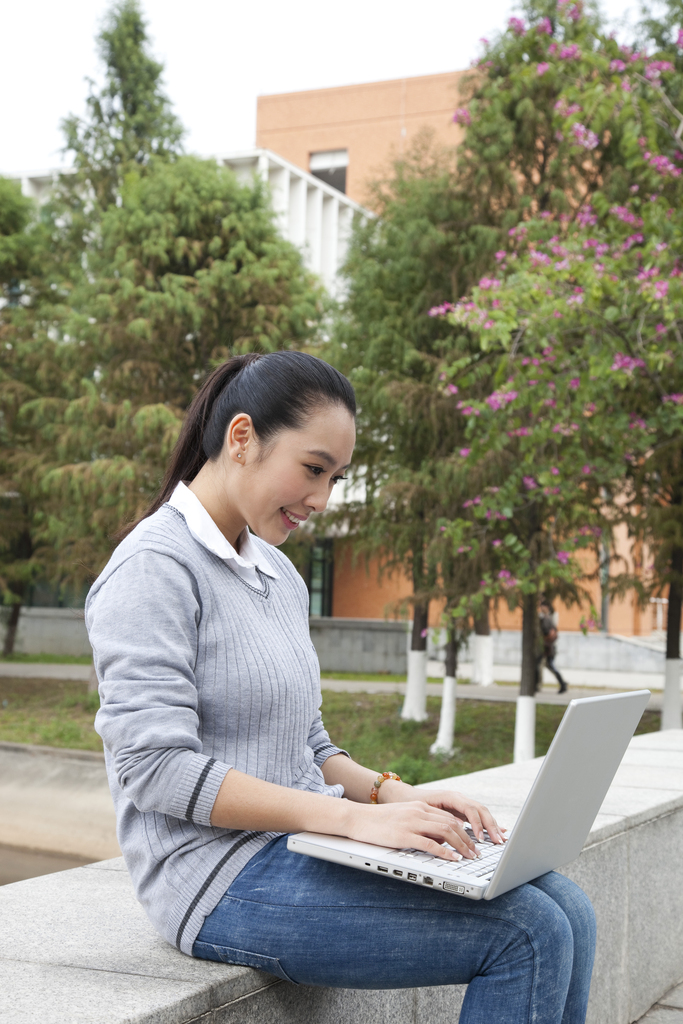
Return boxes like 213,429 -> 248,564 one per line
282,508 -> 307,527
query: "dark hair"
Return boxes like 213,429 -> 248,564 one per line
119,351 -> 355,538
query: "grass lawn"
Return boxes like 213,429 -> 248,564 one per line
0,678 -> 102,751
0,677 -> 661,781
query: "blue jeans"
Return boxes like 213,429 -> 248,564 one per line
193,834 -> 596,1024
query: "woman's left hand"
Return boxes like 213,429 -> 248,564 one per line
379,781 -> 506,845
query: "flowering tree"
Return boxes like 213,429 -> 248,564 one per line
434,11 -> 683,743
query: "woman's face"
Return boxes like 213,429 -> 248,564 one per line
239,403 -> 356,546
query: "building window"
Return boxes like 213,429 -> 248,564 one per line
308,539 -> 334,617
309,149 -> 348,194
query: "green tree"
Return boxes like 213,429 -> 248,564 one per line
60,0 -> 184,212
0,0 -> 323,654
332,140 -> 490,719
36,155 -> 323,573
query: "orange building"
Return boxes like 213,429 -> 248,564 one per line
259,73 -> 657,638
256,71 -> 467,206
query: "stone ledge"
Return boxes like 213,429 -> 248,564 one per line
1,731 -> 682,1024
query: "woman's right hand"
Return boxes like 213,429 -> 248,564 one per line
342,799 -> 479,862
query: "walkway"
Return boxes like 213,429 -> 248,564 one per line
321,679 -> 665,712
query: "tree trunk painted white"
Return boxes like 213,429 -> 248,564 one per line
472,634 -> 494,687
513,695 -> 536,763
662,659 -> 682,730
430,675 -> 456,756
401,649 -> 428,721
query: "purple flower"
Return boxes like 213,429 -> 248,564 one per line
428,302 -> 455,317
610,59 -> 626,72
508,16 -> 526,34
569,378 -> 580,390
453,107 -> 472,126
457,546 -> 472,553
557,551 -> 570,565
446,383 -> 459,395
572,122 -> 599,150
459,448 -> 471,457
663,394 -> 683,405
656,323 -> 667,335
495,250 -> 507,262
523,476 -> 537,490
538,16 -> 552,33
483,319 -> 495,329
678,28 -> 683,48
576,206 -> 597,227
654,280 -> 669,300
582,464 -> 591,474
629,415 -> 647,429
551,466 -> 559,475
485,389 -> 518,410
612,353 -> 645,372
559,44 -> 581,60
492,539 -> 502,547
478,276 -> 501,289
645,60 -> 674,80
537,62 -> 550,76
610,205 -> 644,227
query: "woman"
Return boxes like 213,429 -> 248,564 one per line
87,351 -> 595,1022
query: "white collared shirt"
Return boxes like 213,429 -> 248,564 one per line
167,482 -> 279,591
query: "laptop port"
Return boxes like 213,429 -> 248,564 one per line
423,876 -> 433,885
377,865 -> 388,873
392,869 -> 403,876
407,872 -> 417,881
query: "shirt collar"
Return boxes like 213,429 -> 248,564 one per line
167,482 -> 279,578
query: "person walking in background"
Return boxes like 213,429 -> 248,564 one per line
537,600 -> 567,694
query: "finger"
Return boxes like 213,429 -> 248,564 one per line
408,835 -> 463,862
425,820 -> 478,859
461,804 -> 485,842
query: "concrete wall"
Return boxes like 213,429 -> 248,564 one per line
1,607 -> 91,658
1,731 -> 681,1024
434,629 -> 670,674
309,616 -> 408,675
2,607 -> 674,677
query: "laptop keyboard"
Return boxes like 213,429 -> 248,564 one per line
393,834 -> 505,881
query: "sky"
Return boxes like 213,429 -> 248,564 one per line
2,0 -> 640,176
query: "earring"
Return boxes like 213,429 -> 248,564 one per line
237,453 -> 242,458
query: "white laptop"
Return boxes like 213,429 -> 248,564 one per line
288,690 -> 650,900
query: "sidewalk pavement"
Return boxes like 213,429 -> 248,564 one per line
0,662 -> 91,680
321,678 -> 664,712
0,661 -> 666,712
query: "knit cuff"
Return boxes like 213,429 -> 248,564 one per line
168,753 -> 232,826
314,743 -> 350,768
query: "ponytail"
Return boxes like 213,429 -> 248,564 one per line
117,350 -> 355,540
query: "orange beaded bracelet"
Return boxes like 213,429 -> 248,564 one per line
370,771 -> 402,804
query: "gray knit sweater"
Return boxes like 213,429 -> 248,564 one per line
86,504 -> 345,955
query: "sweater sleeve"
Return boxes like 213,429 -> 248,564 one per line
87,549 -> 231,826
307,707 -> 349,767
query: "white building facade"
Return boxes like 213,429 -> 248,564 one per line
8,148 -> 369,298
